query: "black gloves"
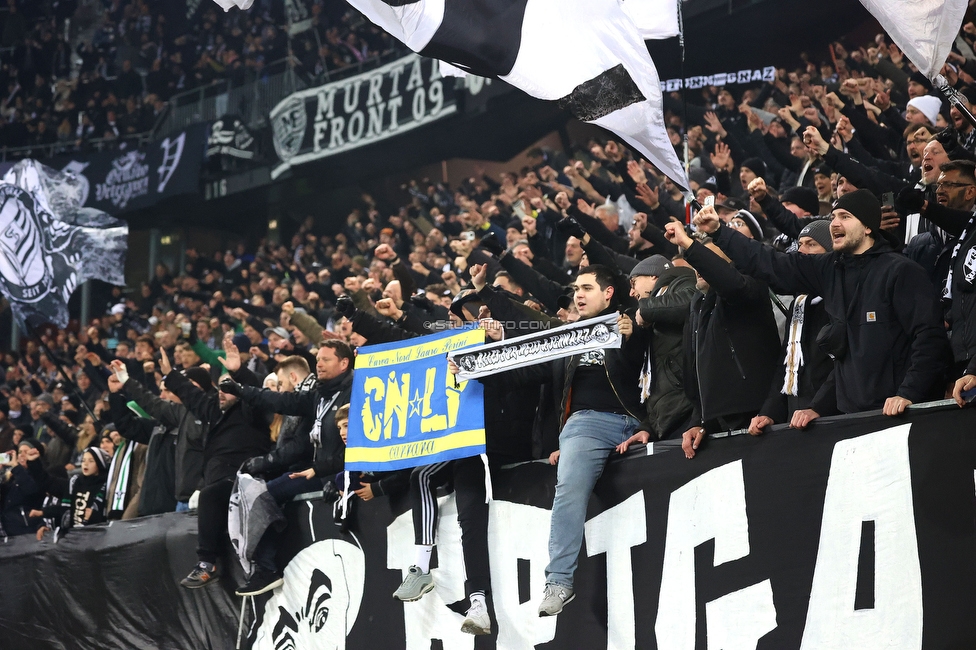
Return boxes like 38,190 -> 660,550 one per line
895,186 -> 925,215
243,455 -> 273,476
218,379 -> 243,397
556,216 -> 587,240
335,294 -> 356,318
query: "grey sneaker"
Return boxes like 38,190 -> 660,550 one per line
461,597 -> 492,635
393,565 -> 434,602
538,583 -> 575,616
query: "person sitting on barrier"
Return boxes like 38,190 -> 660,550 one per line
30,446 -> 110,539
220,341 -> 354,597
659,223 -> 781,456
162,335 -> 272,590
691,192 -> 950,441
459,264 -> 648,617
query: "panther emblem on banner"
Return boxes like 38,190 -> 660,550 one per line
272,97 -> 308,162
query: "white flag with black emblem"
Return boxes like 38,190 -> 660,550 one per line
345,0 -> 689,189
0,160 -> 127,329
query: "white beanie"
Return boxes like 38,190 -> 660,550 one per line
907,95 -> 943,126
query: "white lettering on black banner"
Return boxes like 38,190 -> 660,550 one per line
270,54 -> 457,179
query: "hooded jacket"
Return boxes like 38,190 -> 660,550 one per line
712,225 -> 950,412
682,242 -> 781,426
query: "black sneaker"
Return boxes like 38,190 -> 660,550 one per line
235,568 -> 284,597
181,562 -> 218,589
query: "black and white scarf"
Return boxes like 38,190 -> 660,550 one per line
782,295 -> 822,396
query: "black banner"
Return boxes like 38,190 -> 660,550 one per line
1,406 -> 974,649
269,54 -> 458,179
47,123 -> 209,214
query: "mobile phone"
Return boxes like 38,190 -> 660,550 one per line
881,192 -> 894,209
461,231 -> 475,242
704,195 -> 715,208
0,452 -> 13,464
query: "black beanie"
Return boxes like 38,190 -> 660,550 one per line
833,189 -> 881,235
182,367 -> 213,391
781,186 -> 821,216
740,157 -> 766,177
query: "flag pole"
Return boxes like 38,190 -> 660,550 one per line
932,74 -> 976,132
676,0 -> 694,222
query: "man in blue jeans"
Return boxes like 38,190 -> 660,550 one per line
485,265 -> 651,616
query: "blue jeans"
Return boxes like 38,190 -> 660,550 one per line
546,410 -> 639,588
175,501 -> 189,513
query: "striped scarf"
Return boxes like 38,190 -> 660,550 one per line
782,295 -> 822,396
943,210 -> 976,301
105,440 -> 135,514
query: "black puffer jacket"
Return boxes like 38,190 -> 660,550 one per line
164,367 -> 272,486
683,242 -> 781,426
713,225 -> 950,411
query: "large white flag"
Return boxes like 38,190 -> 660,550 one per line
859,0 -> 968,79
345,0 -> 690,190
621,0 -> 680,40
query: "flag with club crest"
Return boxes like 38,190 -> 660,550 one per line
0,160 -> 127,329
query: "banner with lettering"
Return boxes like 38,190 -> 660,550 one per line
269,53 -> 458,179
47,122 -> 209,213
345,327 -> 486,471
3,405 -> 975,649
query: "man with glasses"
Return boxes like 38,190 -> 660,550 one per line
907,161 -> 976,399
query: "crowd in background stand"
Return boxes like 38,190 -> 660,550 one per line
0,0 -> 399,154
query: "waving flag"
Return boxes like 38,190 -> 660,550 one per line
0,160 -> 127,329
858,0 -> 967,79
345,0 -> 690,190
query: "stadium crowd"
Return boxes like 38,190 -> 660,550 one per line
4,13 -> 976,638
0,0 -> 398,152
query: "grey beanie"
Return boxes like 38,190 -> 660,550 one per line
797,219 -> 834,252
630,254 -> 672,279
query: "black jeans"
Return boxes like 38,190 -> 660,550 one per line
409,456 -> 490,597
196,478 -> 235,565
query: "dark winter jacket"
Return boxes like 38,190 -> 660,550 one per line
41,471 -> 106,528
712,225 -> 950,412
759,295 -> 837,422
493,309 -> 652,429
0,459 -> 45,537
108,392 -> 177,516
920,202 -> 976,373
164,367 -> 272,486
637,266 -> 698,438
682,242 -> 781,427
238,370 -> 352,478
123,378 -> 205,502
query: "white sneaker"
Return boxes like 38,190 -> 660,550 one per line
538,583 -> 575,616
461,596 -> 492,635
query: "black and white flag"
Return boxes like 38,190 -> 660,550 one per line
345,0 -> 689,189
0,160 -> 127,329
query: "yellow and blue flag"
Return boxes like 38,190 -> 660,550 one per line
345,327 -> 486,471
